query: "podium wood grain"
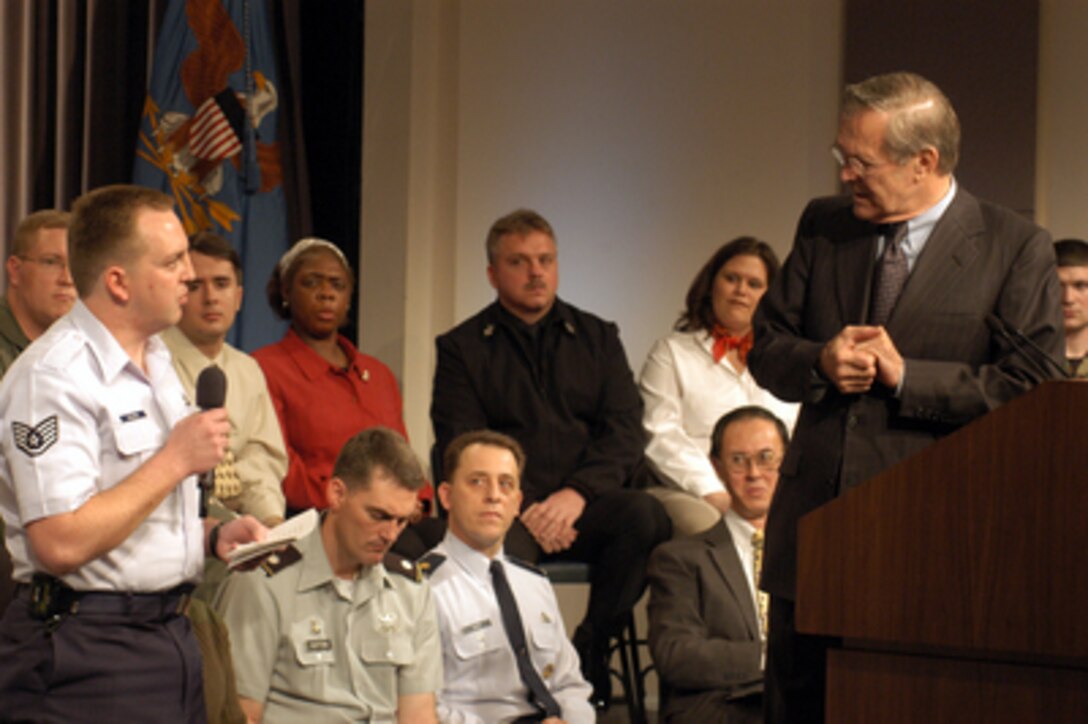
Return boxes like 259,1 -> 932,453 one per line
795,381 -> 1088,720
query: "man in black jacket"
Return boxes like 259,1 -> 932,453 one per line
431,209 -> 671,708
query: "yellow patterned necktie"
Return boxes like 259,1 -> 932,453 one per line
751,529 -> 769,639
213,448 -> 243,501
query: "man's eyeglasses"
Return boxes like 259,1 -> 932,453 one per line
721,449 -> 781,474
830,146 -> 889,177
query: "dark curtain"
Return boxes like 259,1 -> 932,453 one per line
277,0 -> 364,341
0,0 -> 165,245
0,0 -> 365,347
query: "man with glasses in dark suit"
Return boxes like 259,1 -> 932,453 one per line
749,71 -> 1063,723
649,406 -> 787,723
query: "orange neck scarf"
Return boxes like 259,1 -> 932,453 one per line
711,326 -> 753,364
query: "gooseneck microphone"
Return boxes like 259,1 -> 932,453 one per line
985,314 -> 1071,380
195,365 -> 227,517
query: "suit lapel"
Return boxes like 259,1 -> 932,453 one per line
705,521 -> 760,640
834,218 -> 881,324
886,190 -> 983,340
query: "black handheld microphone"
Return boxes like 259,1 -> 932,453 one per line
195,365 -> 227,517
985,314 -> 1071,380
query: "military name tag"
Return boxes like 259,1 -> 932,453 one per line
461,618 -> 492,635
306,639 -> 333,652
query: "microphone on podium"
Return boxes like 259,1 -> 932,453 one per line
195,365 -> 227,517
985,314 -> 1070,380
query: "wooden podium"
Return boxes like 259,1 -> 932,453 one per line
796,381 -> 1088,722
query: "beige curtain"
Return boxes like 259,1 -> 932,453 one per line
0,0 -> 167,267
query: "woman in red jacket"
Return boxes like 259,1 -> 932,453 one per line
253,237 -> 436,554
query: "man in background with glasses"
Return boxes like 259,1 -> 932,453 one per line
647,405 -> 786,724
749,71 -> 1062,723
1,210 -> 76,379
0,210 -> 76,616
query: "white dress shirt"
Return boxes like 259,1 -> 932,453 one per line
639,330 -> 799,497
723,508 -> 760,633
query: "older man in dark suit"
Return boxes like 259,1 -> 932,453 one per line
748,71 -> 1063,723
648,406 -> 788,724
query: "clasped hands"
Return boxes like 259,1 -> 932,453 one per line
819,325 -> 903,394
520,488 -> 585,554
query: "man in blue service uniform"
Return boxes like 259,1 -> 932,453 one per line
424,430 -> 594,723
0,184 -> 266,722
431,209 -> 671,706
216,427 -> 442,723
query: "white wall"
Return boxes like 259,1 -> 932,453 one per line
362,0 -> 460,466
362,0 -> 844,464
452,0 -> 842,369
364,0 -> 1088,465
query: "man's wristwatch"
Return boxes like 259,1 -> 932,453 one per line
208,520 -> 227,561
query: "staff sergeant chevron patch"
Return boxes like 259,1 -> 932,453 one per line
12,416 -> 59,457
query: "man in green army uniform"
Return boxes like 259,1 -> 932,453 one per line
216,427 -> 441,723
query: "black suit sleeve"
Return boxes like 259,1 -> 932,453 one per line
431,333 -> 490,474
749,200 -> 834,404
564,321 -> 646,501
898,224 -> 1062,425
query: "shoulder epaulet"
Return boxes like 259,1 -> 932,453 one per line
417,552 -> 446,578
505,555 -> 546,578
383,552 -> 424,583
260,545 -> 302,577
38,327 -> 85,370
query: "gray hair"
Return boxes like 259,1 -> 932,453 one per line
842,72 -> 960,174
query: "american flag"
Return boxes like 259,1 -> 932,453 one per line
190,91 -> 243,161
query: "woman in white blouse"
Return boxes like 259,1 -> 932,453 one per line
639,237 -> 799,536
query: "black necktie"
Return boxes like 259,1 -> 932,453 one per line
868,222 -> 909,325
490,559 -> 562,718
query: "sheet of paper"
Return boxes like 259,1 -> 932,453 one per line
227,508 -> 319,569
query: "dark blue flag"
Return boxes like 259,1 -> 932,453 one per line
134,0 -> 288,351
